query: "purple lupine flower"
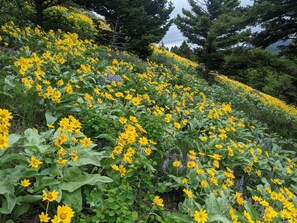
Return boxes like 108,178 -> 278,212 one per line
162,151 -> 170,174
171,152 -> 177,161
162,158 -> 169,174
256,135 -> 260,145
98,77 -> 106,85
108,74 -> 123,83
178,165 -> 185,174
179,152 -> 183,161
266,140 -> 271,148
254,201 -> 259,209
236,176 -> 245,193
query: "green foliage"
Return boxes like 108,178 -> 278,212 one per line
0,1 -> 34,27
170,41 -> 196,61
250,0 -> 297,48
43,6 -> 98,39
78,108 -> 121,142
0,119 -> 111,222
211,76 -> 297,142
1,22 -> 297,223
175,0 -> 250,71
74,0 -> 174,59
224,47 -> 297,104
24,0 -> 69,26
81,182 -> 137,223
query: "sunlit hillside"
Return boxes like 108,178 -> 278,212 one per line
0,21 -> 297,223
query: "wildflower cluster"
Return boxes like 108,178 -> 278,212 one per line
39,204 -> 74,223
151,44 -> 197,68
0,108 -> 12,149
1,22 -> 296,223
216,75 -> 297,118
111,115 -> 156,176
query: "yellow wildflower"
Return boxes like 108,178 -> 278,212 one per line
235,192 -> 245,205
39,212 -> 50,223
138,137 -> 148,146
187,161 -> 197,168
263,206 -> 278,222
183,188 -> 193,198
194,209 -> 208,223
119,164 -> 126,176
119,117 -> 127,124
182,178 -> 188,184
57,157 -> 68,165
144,147 -> 152,156
154,196 -> 164,207
174,122 -> 181,129
28,156 -> 43,168
173,160 -> 181,167
55,205 -> 75,223
42,190 -> 58,202
20,179 -> 31,187
201,180 -> 208,188
80,137 -> 91,148
0,134 -> 9,149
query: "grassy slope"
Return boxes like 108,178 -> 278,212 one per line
0,23 -> 297,222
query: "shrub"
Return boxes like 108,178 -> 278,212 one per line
44,6 -> 98,39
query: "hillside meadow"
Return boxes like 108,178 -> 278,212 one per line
0,22 -> 297,223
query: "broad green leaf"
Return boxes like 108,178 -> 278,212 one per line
170,213 -> 196,223
59,181 -> 88,192
24,129 -> 43,145
0,154 -> 27,166
0,182 -> 14,194
244,202 -> 260,220
86,175 -> 113,184
11,203 -> 30,219
8,134 -> 22,146
206,193 -> 219,215
40,129 -> 55,140
209,214 -> 232,223
16,195 -> 42,203
63,189 -> 82,212
45,110 -> 59,125
96,134 -> 117,146
131,211 -> 138,220
33,178 -> 60,192
63,167 -> 83,182
0,193 -> 16,214
23,144 -> 50,153
60,175 -> 112,192
167,174 -> 181,184
69,158 -> 101,167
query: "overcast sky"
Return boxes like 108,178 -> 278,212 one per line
162,0 -> 253,48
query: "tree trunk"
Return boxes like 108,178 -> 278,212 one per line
111,16 -> 120,49
35,0 -> 43,26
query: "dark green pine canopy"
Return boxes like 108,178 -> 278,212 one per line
175,0 -> 250,72
74,0 -> 174,59
251,0 -> 297,48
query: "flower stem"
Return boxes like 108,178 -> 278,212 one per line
144,206 -> 155,223
46,201 -> 49,214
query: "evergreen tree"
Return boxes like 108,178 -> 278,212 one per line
175,0 -> 250,73
25,0 -> 68,26
251,0 -> 297,48
75,0 -> 174,59
224,47 -> 297,104
170,41 -> 195,61
177,41 -> 195,61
